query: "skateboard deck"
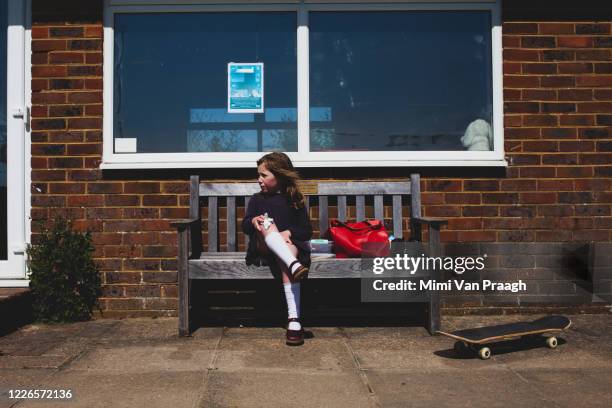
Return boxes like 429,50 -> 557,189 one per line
437,315 -> 571,359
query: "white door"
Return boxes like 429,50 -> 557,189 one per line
0,0 -> 27,284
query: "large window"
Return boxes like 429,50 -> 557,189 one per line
113,12 -> 297,153
103,1 -> 504,168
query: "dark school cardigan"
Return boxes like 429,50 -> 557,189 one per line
241,191 -> 313,268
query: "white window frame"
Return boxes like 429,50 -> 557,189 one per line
102,0 -> 506,169
1,0 -> 30,286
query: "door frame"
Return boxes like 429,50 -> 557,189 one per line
0,0 -> 30,286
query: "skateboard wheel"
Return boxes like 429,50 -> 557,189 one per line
546,336 -> 558,349
478,347 -> 491,360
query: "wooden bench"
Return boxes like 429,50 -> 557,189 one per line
172,174 -> 447,337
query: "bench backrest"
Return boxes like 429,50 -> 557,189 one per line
189,174 -> 422,253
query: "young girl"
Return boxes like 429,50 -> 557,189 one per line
241,152 -> 313,346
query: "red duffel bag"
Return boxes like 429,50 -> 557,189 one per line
327,219 -> 390,258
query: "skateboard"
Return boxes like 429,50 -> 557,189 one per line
437,315 -> 571,360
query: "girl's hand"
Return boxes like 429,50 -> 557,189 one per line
280,230 -> 292,243
251,215 -> 265,232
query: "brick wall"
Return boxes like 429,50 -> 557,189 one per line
29,1 -> 611,316
31,1 -> 183,317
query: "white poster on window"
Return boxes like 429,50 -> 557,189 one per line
227,62 -> 264,113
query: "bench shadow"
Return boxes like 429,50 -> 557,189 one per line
434,336 -> 568,359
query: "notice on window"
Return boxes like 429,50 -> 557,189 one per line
228,62 -> 264,113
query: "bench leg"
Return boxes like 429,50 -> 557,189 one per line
427,223 -> 442,335
179,275 -> 190,337
178,228 -> 191,336
428,292 -> 440,335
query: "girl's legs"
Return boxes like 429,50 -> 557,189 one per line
276,254 -> 302,331
256,223 -> 306,277
255,225 -> 302,331
254,230 -> 295,284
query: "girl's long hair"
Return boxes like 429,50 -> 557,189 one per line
257,152 -> 305,209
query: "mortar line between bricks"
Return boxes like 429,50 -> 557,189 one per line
338,327 -> 383,408
193,327 -> 224,408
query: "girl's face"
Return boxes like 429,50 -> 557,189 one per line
257,163 -> 279,193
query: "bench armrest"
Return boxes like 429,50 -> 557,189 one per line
170,218 -> 199,230
172,218 -> 202,260
412,217 -> 449,227
410,217 -> 447,243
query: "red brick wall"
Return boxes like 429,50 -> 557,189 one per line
29,1 -> 612,316
496,19 -> 611,243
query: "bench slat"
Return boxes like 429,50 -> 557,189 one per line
374,195 -> 384,221
200,183 -> 260,196
356,195 -> 365,221
319,196 -> 328,236
338,195 -> 347,222
227,196 -> 236,251
189,257 -> 365,279
189,175 -> 203,258
208,196 -> 218,252
244,196 -> 250,249
392,195 -> 403,239
190,176 -> 200,219
410,174 -> 422,241
317,181 -> 411,195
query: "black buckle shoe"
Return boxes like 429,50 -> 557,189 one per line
286,318 -> 304,346
289,260 -> 309,281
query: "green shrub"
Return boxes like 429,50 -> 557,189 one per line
26,218 -> 102,323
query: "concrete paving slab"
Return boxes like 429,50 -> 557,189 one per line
340,326 -> 430,340
302,326 -> 344,339
0,328 -> 72,357
0,320 -> 119,356
0,355 -> 74,370
0,314 -> 610,407
345,327 -> 499,370
510,368 -> 612,408
100,317 -> 182,342
68,343 -> 216,372
215,337 -> 355,371
0,369 -> 55,408
353,345 -> 506,371
202,370 -> 373,408
15,371 -> 205,408
492,347 -> 610,369
189,327 -> 225,341
365,369 -> 559,408
220,326 -> 345,340
221,327 -> 288,339
93,319 -> 223,347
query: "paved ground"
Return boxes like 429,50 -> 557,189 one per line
0,314 -> 611,408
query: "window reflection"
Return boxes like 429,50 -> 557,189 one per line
310,11 -> 493,152
114,12 -> 297,153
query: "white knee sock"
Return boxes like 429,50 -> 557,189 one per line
283,282 -> 301,330
264,232 -> 301,273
